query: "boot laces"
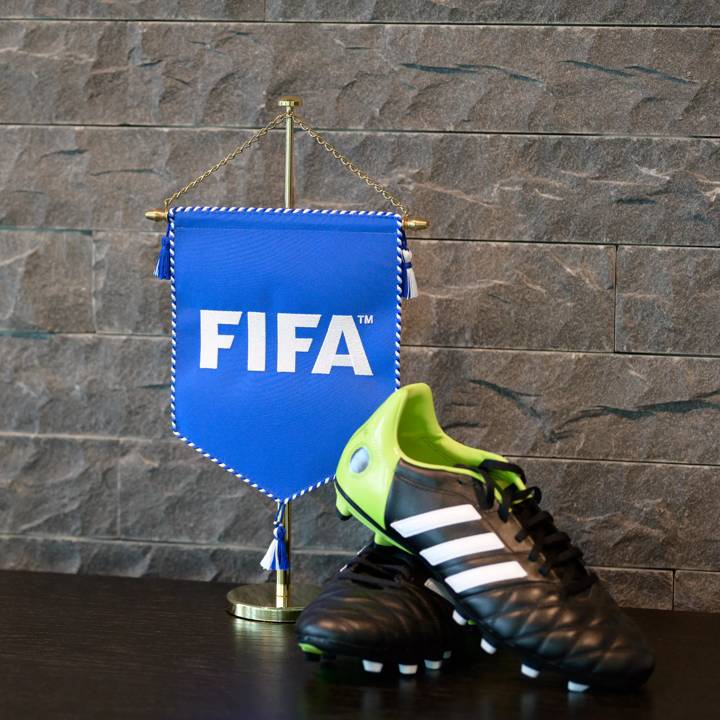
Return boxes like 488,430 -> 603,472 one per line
462,459 -> 596,595
337,544 -> 416,590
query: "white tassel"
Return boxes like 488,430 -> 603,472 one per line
402,248 -> 419,299
260,537 -> 278,571
259,506 -> 289,571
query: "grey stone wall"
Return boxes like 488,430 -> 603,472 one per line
1,2 -> 718,611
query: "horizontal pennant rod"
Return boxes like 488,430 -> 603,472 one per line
144,208 -> 428,232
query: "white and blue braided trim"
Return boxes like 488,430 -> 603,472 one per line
166,205 -> 405,503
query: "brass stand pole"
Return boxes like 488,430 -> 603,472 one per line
274,95 -> 301,609
226,95 -> 317,623
281,96 -> 298,208
275,503 -> 290,606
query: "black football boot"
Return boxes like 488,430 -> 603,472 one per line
335,383 -> 655,692
296,542 -> 458,675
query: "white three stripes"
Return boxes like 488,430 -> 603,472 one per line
445,561 -> 527,593
390,504 -> 481,538
391,503 -> 527,591
420,533 -> 505,566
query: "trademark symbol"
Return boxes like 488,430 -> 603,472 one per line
357,314 -> 374,325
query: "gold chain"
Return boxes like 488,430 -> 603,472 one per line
292,114 -> 409,217
162,110 -> 410,216
163,111 -> 287,210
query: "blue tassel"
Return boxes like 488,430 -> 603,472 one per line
260,503 -> 290,571
153,233 -> 171,280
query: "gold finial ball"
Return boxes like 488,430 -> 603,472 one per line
278,96 -> 303,108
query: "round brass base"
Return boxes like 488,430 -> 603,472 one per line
226,583 -> 320,623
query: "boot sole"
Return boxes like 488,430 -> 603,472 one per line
298,638 -> 450,676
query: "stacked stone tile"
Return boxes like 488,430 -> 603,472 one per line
1,2 -> 718,610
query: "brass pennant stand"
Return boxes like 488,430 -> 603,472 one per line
226,97 -> 318,623
145,95 -> 429,623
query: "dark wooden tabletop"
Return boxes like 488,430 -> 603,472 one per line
0,570 -> 715,720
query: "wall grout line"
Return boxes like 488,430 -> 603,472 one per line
0,429 -> 163,443
505,453 -> 720,470
89,232 -> 98,334
0,530 -> 715,574
1,17 -> 718,29
407,343 -> 720,361
590,564 -> 676,574
0,531 -> 355,556
613,243 -> 619,352
1,429 -> 719,470
672,569 -> 676,610
4,328 -> 720,360
4,227 -> 719,253
0,528 -> 713,581
2,121 -> 719,141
